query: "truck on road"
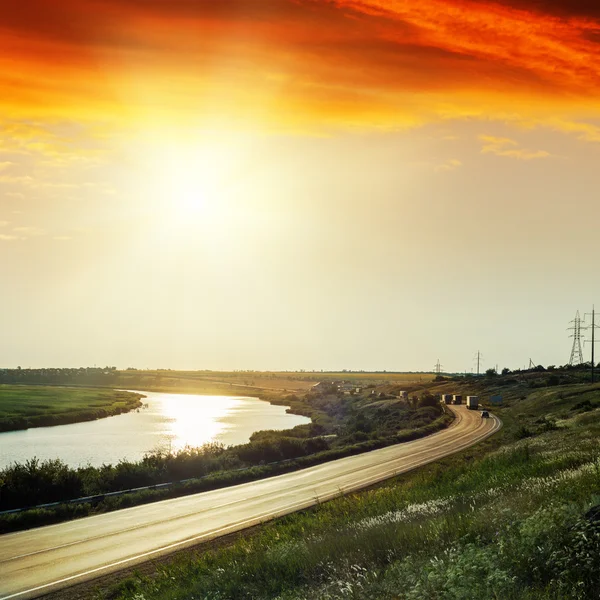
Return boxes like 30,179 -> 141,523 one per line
452,395 -> 463,405
466,396 -> 479,410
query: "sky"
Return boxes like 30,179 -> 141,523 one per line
1,0 -> 600,372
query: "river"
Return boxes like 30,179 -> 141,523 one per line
0,390 -> 311,469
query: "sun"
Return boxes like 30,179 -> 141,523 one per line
168,161 -> 222,221
160,146 -> 230,225
136,128 -> 244,229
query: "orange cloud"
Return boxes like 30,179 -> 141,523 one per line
435,158 -> 462,171
479,134 -> 551,159
1,1 -> 600,130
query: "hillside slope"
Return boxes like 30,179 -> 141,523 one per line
106,370 -> 600,600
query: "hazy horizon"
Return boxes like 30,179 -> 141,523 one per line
2,1 -> 599,373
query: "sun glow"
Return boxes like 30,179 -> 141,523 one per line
132,128 -> 253,230
165,157 -> 225,222
158,394 -> 243,452
161,144 -> 234,226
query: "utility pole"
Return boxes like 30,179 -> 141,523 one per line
584,306 -> 599,383
473,351 -> 483,376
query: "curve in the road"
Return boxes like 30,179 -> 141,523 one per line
0,406 -> 501,600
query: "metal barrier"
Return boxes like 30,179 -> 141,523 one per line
0,459 -> 300,516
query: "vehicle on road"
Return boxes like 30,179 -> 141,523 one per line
481,410 -> 490,418
453,395 -> 463,405
466,396 -> 479,410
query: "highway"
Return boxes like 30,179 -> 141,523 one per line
0,406 -> 501,599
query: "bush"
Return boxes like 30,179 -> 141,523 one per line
547,515 -> 600,598
515,426 -> 534,440
417,394 -> 439,409
0,459 -> 84,510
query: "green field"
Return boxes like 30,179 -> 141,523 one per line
0,386 -> 143,432
107,372 -> 600,600
115,370 -> 437,395
0,368 -> 437,398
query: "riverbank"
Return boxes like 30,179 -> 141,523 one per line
0,389 -> 451,533
0,386 -> 144,433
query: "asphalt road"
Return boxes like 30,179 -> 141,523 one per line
0,406 -> 501,600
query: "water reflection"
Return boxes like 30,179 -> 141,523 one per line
159,394 -> 243,451
0,391 -> 310,468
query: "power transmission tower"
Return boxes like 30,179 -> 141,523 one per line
473,351 -> 483,375
568,310 -> 585,366
434,359 -> 443,375
584,306 -> 599,383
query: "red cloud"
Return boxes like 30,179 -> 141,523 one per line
1,0 -> 600,127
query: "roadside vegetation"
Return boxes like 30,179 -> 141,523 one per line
98,368 -> 600,600
0,386 -> 449,532
0,386 -> 143,433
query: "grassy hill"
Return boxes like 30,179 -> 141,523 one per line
106,369 -> 600,600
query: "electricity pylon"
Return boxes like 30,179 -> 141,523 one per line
568,310 -> 585,366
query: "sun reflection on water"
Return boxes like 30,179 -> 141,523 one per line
158,394 -> 244,452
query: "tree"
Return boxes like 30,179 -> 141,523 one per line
485,368 -> 497,377
501,367 -> 511,375
418,393 -> 439,408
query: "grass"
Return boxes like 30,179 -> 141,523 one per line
102,375 -> 600,600
0,385 -> 143,432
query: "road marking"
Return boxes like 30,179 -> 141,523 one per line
0,495 -> 249,563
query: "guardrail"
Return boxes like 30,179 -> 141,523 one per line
0,460 -> 303,516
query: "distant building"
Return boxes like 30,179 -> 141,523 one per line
338,382 -> 360,393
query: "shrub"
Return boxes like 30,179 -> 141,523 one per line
547,516 -> 600,598
515,426 -> 534,440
